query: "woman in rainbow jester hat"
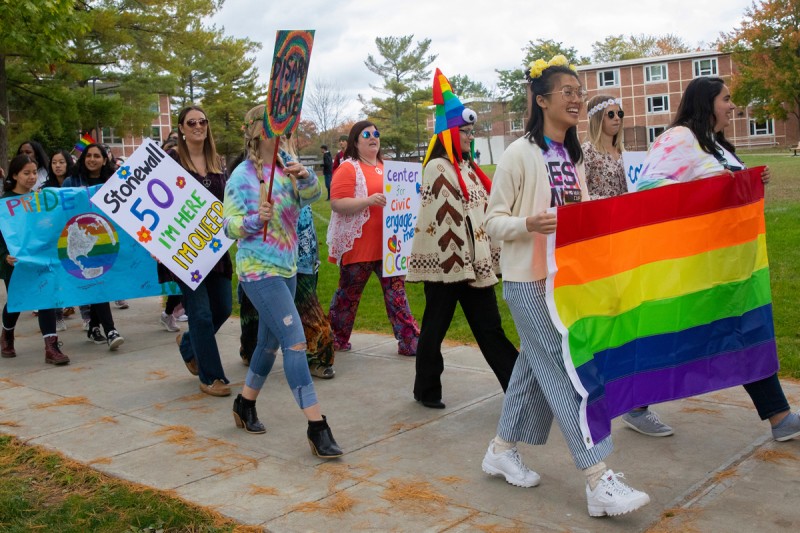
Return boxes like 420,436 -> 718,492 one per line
407,69 -> 518,410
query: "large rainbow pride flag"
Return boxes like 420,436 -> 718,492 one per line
546,167 -> 779,448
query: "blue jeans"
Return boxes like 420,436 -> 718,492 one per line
241,275 -> 318,409
177,271 -> 232,385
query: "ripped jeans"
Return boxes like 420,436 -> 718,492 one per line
240,275 -> 318,409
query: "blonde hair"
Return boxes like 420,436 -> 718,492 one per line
242,104 -> 296,192
585,94 -> 624,155
176,105 -> 222,175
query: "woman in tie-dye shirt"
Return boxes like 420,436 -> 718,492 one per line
223,104 -> 342,459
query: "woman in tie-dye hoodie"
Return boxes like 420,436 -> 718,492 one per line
223,104 -> 342,459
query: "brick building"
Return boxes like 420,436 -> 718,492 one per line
91,93 -> 173,159
575,50 -> 799,151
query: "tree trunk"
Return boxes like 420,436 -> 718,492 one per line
0,54 -> 9,170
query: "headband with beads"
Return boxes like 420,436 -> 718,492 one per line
526,54 -> 579,81
587,98 -> 622,119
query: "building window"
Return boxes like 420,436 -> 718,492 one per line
693,58 -> 718,77
646,95 -> 670,113
509,117 -> 524,132
749,119 -> 774,136
149,126 -> 162,141
598,69 -> 620,87
648,126 -> 667,145
149,101 -> 159,113
645,64 -> 668,83
101,127 -> 123,144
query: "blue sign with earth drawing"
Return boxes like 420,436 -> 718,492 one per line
0,185 -> 178,312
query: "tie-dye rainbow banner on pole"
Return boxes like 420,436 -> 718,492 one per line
546,167 -> 778,449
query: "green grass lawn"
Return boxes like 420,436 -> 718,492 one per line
235,156 -> 798,378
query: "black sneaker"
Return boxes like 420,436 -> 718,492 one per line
87,327 -> 106,344
107,330 -> 124,351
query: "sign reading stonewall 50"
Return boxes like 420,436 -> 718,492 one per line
382,161 -> 422,277
91,139 -> 234,288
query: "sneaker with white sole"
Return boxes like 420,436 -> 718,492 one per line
159,312 -> 180,332
586,470 -> 650,517
772,411 -> 800,442
621,409 -> 674,437
114,300 -> 129,309
106,330 -> 124,351
87,327 -> 106,344
175,313 -> 188,322
56,319 -> 67,332
481,441 -> 541,488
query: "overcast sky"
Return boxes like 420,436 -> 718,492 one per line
211,0 -> 752,121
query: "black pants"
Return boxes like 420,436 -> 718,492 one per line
413,282 -> 518,402
2,278 -> 56,335
89,303 -> 116,335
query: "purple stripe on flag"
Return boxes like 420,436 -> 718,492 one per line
585,341 -> 779,443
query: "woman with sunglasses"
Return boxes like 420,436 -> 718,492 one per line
582,95 -> 628,199
327,121 -> 420,357
637,77 -> 800,443
482,56 -> 650,517
408,70 -> 517,409
167,105 -> 234,398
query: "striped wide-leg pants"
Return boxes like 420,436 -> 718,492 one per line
497,279 -> 613,469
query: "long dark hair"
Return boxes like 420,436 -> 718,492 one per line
525,66 -> 583,164
46,149 -> 75,187
74,143 -> 115,183
16,140 -> 49,170
671,76 -> 735,156
4,155 -> 36,192
427,135 -> 472,163
344,120 -> 383,162
176,105 -> 222,175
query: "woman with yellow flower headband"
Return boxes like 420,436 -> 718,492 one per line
481,56 -> 651,517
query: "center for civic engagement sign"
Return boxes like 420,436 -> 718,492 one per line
382,161 -> 422,277
91,139 -> 234,288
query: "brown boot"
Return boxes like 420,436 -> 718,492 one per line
44,336 -> 70,365
1,328 -> 16,358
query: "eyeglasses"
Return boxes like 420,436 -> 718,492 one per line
542,86 -> 587,102
360,130 -> 380,139
607,110 -> 625,119
185,118 -> 209,127
459,129 -> 475,137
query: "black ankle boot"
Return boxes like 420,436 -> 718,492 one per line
232,394 -> 265,434
307,415 -> 343,458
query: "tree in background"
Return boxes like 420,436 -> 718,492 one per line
448,74 -> 490,98
362,35 -> 437,158
304,79 -> 350,147
591,33 -> 693,63
721,0 -> 800,138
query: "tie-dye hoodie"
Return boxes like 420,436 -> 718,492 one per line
223,159 -> 320,282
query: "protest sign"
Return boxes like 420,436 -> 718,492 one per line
264,30 -> 315,138
91,139 -> 234,288
382,161 -> 422,277
621,151 -> 647,192
0,185 -> 178,312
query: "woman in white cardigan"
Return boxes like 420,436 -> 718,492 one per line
480,57 -> 650,518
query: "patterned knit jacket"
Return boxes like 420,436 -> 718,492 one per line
407,157 -> 500,288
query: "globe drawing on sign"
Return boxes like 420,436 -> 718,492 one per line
58,213 -> 120,280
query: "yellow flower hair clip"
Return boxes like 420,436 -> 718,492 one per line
527,55 -> 578,81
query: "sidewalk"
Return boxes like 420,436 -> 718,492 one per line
1,296 -> 798,532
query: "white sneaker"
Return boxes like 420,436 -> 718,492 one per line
175,313 -> 188,322
481,441 -> 541,488
586,470 -> 650,517
82,319 -> 90,331
114,300 -> 129,309
159,312 -> 180,332
56,319 -> 67,332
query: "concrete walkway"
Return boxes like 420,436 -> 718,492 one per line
1,296 -> 798,532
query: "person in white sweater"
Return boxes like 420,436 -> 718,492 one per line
480,56 -> 651,518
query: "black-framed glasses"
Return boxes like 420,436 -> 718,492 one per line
542,86 -> 587,102
360,130 -> 380,139
459,128 -> 475,137
185,118 -> 208,127
607,110 -> 625,119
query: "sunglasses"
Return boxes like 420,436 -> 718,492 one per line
360,130 -> 380,139
185,118 -> 209,127
607,110 -> 625,119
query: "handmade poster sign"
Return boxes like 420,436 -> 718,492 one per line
382,161 -> 422,277
264,30 -> 315,138
0,185 -> 179,312
621,151 -> 647,192
91,138 -> 234,288
546,168 -> 778,448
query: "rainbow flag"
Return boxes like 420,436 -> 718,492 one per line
546,167 -> 778,448
74,133 -> 96,153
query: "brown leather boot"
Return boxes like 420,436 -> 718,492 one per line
1,328 -> 16,358
44,336 -> 70,365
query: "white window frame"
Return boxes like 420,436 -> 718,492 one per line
645,64 -> 668,83
597,69 -> 620,87
749,119 -> 774,136
646,95 -> 670,114
101,127 -> 123,144
693,58 -> 718,77
509,117 -> 524,132
648,126 -> 667,145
